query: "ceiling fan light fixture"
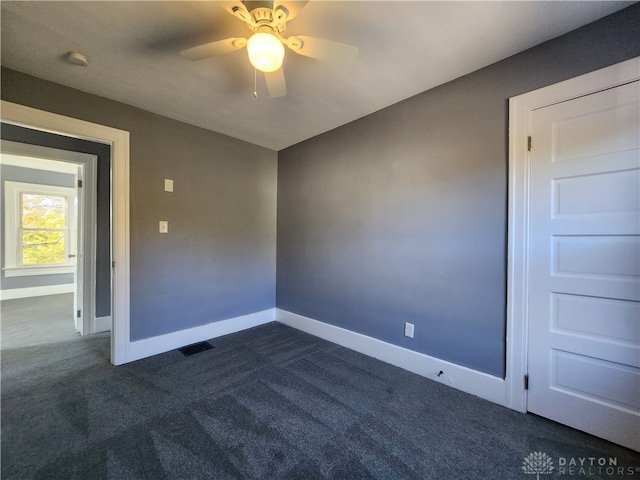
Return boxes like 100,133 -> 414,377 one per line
247,32 -> 284,73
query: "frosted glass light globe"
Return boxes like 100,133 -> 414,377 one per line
247,33 -> 285,73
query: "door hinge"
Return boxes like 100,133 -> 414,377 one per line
112,261 -> 116,268
77,309 -> 81,318
77,179 -> 83,188
527,136 -> 532,151
524,374 -> 529,390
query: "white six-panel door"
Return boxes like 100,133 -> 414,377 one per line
527,80 -> 640,451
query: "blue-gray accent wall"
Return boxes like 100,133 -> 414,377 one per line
1,69 -> 277,341
276,4 -> 640,377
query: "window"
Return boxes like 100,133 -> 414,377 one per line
4,181 -> 76,277
20,192 -> 68,265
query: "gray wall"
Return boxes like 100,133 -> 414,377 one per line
1,68 -> 277,341
0,164 -> 75,290
277,4 -> 640,377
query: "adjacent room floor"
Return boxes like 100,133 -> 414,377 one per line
1,293 -> 80,349
2,294 -> 639,479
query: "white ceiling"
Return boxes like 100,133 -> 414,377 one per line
1,1 -> 632,151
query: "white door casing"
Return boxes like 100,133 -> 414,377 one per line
1,100 -> 130,365
527,81 -> 639,451
507,58 -> 640,414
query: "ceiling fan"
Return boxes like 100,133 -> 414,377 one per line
180,1 -> 358,98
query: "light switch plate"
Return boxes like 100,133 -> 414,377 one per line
164,179 -> 174,192
159,221 -> 168,233
404,322 -> 414,338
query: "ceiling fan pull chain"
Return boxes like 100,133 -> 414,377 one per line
253,68 -> 258,97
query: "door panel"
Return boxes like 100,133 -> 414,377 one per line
552,351 -> 639,410
552,102 -> 638,161
527,80 -> 640,451
552,294 -> 640,344
74,164 -> 84,334
553,169 -> 639,216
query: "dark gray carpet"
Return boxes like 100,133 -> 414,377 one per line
2,295 -> 639,479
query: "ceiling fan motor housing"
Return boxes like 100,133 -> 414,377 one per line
233,6 -> 288,36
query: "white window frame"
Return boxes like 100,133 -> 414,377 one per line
4,180 -> 76,277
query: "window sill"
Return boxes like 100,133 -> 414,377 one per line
3,265 -> 74,277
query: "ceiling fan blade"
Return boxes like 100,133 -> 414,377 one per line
222,1 -> 254,25
264,68 -> 287,98
286,36 -> 358,63
273,1 -> 309,22
180,38 -> 247,61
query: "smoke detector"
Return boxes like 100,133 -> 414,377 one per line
66,52 -> 89,67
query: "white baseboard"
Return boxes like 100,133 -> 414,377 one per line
125,308 -> 276,363
0,283 -> 75,301
93,316 -> 112,334
275,309 -> 508,408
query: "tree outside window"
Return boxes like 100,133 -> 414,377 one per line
20,193 -> 68,265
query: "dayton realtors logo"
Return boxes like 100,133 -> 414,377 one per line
522,452 -> 640,477
522,452 -> 554,479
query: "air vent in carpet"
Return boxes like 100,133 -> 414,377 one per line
178,341 -> 214,357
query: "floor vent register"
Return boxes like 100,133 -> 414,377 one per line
178,341 -> 214,357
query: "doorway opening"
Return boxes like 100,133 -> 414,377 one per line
0,101 -> 130,365
1,140 -> 100,338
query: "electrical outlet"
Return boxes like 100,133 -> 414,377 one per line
159,221 -> 168,233
404,322 -> 414,338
